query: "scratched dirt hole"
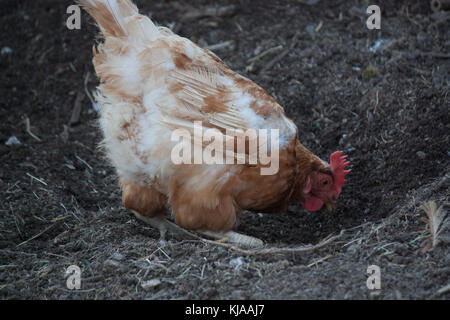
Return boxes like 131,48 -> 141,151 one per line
0,0 -> 448,299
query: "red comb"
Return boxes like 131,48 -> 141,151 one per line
329,151 -> 351,191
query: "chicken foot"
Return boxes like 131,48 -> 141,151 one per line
200,230 -> 264,248
132,211 -> 195,245
133,211 -> 263,248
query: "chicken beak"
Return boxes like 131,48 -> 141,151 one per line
325,199 -> 337,213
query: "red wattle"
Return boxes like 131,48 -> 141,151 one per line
302,196 -> 324,212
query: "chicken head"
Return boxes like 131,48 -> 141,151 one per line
301,151 -> 351,212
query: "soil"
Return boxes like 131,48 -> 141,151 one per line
0,0 -> 449,300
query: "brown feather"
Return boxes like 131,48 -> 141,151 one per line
78,0 -> 127,38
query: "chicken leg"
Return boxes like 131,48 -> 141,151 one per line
133,211 -> 263,248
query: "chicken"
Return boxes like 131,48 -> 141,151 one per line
79,0 -> 350,247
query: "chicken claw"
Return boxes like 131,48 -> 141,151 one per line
133,211 -> 196,242
200,231 -> 264,248
133,212 -> 263,248
132,212 -> 169,245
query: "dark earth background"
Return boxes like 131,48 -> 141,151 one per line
0,0 -> 449,299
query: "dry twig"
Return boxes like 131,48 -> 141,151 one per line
259,32 -> 300,74
25,117 -> 41,141
26,173 -> 47,186
199,230 -> 345,256
181,5 -> 236,21
307,254 -> 332,267
436,283 -> 450,296
247,45 -> 283,63
83,72 -> 98,112
69,91 -> 85,125
205,40 -> 234,51
16,222 -> 59,248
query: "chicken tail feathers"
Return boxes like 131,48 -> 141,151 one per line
78,0 -> 158,40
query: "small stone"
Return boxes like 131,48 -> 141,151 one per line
229,257 -> 245,271
231,289 -> 248,300
369,39 -> 384,53
53,230 -> 70,245
416,32 -> 427,43
362,65 -> 380,81
141,278 -> 161,290
1,46 -> 13,55
104,259 -> 121,268
5,136 -> 21,146
111,252 -> 125,261
306,24 -> 316,39
38,266 -> 53,278
347,243 -> 359,253
339,133 -> 348,145
416,151 -> 426,159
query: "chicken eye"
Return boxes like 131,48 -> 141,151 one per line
322,179 -> 329,186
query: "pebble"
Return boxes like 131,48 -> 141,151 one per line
230,257 -> 245,271
346,243 -> 359,253
339,133 -> 348,145
141,278 -> 161,290
5,136 -> 21,146
231,289 -> 248,300
104,259 -> 121,268
369,39 -> 384,53
416,31 -> 427,43
416,151 -> 426,159
1,46 -> 12,55
111,252 -> 125,261
305,24 -> 316,39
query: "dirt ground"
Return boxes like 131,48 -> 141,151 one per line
0,0 -> 449,300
